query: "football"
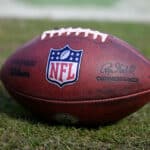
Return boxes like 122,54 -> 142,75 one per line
0,27 -> 150,125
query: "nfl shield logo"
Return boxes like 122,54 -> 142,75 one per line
46,45 -> 83,87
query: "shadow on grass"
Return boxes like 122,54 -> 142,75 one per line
0,82 -> 36,121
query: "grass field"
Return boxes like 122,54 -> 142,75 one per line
0,19 -> 150,150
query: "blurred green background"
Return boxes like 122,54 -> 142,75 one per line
21,0 -> 118,6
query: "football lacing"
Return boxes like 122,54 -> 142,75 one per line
41,27 -> 108,42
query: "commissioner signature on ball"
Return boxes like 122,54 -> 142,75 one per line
100,62 -> 136,75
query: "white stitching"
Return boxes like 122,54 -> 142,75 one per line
41,27 -> 108,42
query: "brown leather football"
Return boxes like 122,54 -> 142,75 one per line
0,28 -> 150,125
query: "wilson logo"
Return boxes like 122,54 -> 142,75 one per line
46,45 -> 83,87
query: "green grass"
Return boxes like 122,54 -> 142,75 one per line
0,19 -> 150,150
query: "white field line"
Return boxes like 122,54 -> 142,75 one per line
0,0 -> 150,22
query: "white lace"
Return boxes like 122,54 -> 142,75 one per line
41,27 -> 108,42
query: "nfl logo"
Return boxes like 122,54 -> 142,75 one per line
46,45 -> 83,87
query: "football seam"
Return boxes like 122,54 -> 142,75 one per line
9,88 -> 150,104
